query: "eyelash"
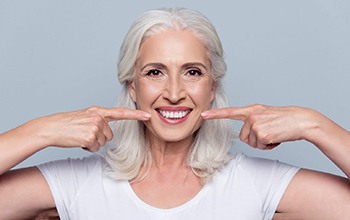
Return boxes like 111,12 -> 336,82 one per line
145,69 -> 162,76
186,69 -> 203,76
143,68 -> 204,78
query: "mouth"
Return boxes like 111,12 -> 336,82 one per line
155,107 -> 192,124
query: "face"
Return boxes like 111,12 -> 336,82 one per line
129,30 -> 216,144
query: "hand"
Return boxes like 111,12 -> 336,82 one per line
34,106 -> 151,152
201,104 -> 319,150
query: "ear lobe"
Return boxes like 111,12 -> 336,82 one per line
128,81 -> 137,102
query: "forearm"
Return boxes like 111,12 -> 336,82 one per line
0,106 -> 149,175
305,110 -> 350,178
0,119 -> 49,175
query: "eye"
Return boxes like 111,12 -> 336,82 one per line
187,69 -> 203,76
143,68 -> 166,81
146,69 -> 162,76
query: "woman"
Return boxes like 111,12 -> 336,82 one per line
0,8 -> 349,219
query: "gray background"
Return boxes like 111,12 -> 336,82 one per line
1,0 -> 349,176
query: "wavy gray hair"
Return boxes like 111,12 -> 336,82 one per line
104,8 -> 235,183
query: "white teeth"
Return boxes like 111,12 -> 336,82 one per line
158,110 -> 190,119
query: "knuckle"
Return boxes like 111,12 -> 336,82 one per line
90,125 -> 100,133
94,145 -> 101,152
80,135 -> 94,148
86,106 -> 99,114
92,115 -> 104,125
239,132 -> 247,143
257,142 -> 266,150
106,132 -> 114,141
85,133 -> 97,145
251,104 -> 267,112
91,143 -> 101,152
100,139 -> 107,146
259,134 -> 271,145
247,115 -> 257,124
250,121 -> 259,131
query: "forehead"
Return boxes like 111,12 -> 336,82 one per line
137,30 -> 209,66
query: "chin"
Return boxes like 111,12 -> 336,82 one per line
158,131 -> 194,143
145,125 -> 197,144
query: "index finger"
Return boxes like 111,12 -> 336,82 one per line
99,107 -> 151,122
201,107 -> 252,121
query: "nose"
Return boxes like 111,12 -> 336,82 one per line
162,75 -> 186,104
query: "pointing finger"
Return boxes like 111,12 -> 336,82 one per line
201,106 -> 253,121
96,107 -> 151,122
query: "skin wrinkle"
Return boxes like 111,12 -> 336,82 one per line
130,29 -> 215,147
128,29 -> 214,208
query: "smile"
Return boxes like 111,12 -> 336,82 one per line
155,107 -> 192,124
158,110 -> 191,119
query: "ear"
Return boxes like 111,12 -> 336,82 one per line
128,81 -> 137,102
210,81 -> 217,102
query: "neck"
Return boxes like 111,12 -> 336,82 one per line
147,132 -> 194,169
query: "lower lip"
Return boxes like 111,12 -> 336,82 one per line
156,111 -> 191,125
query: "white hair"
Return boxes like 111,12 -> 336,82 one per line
104,8 -> 235,183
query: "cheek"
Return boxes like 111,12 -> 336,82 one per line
135,83 -> 162,108
187,83 -> 214,108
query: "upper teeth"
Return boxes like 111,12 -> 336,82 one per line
159,110 -> 190,119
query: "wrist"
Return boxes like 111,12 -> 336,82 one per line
303,108 -> 348,149
300,108 -> 325,143
19,117 -> 53,151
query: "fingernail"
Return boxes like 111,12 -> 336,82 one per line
143,112 -> 151,119
201,111 -> 209,118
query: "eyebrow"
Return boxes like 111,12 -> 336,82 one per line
182,62 -> 208,71
141,63 -> 166,71
141,62 -> 208,71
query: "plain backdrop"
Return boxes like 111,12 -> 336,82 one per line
1,0 -> 349,176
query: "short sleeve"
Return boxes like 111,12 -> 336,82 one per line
36,154 -> 104,219
238,154 -> 300,217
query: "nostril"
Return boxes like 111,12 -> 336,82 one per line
162,91 -> 186,103
161,77 -> 187,103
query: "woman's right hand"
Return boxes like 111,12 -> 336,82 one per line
0,106 -> 151,218
34,106 -> 151,152
0,106 -> 150,175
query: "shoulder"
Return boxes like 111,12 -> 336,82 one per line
35,153 -> 111,218
222,152 -> 299,175
215,152 -> 300,195
37,153 -> 106,186
210,153 -> 300,216
38,153 -> 105,170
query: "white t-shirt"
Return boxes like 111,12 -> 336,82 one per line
37,153 -> 299,220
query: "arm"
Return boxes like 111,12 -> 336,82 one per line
0,167 -> 56,218
0,106 -> 150,218
202,105 -> 350,218
275,107 -> 350,218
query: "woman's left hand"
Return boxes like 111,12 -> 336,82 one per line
201,104 -> 321,150
202,104 -> 350,219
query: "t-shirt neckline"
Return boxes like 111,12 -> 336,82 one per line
123,179 -> 209,214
